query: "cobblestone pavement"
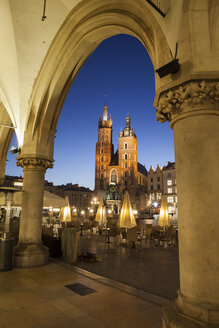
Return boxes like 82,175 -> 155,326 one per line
75,234 -> 179,300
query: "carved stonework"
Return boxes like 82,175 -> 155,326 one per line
156,80 -> 219,123
17,157 -> 53,170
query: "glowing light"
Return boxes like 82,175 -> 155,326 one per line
73,208 -> 77,213
153,202 -> 158,207
133,210 -> 138,215
90,209 -> 94,213
108,209 -> 112,214
117,190 -> 137,228
158,196 -> 170,227
14,181 -> 23,187
81,210 -> 85,215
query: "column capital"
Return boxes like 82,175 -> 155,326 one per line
156,79 -> 219,126
16,157 -> 53,170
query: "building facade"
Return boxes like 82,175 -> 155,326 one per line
95,100 -> 148,212
162,162 -> 177,215
148,161 -> 177,216
45,182 -> 93,211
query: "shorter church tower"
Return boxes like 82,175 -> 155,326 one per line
118,115 -> 138,203
95,97 -> 113,192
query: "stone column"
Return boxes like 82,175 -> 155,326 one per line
14,157 -> 53,267
156,80 -> 219,327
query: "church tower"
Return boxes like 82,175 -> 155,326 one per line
118,115 -> 138,201
95,96 -> 113,192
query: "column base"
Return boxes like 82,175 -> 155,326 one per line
13,243 -> 49,268
162,297 -> 219,328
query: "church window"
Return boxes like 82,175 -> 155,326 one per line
101,173 -> 103,179
101,149 -> 103,154
101,141 -> 103,146
101,156 -> 103,162
125,153 -> 128,160
125,172 -> 128,178
124,143 -> 128,149
110,169 -> 118,183
125,181 -> 128,186
125,163 -> 127,168
101,165 -> 103,170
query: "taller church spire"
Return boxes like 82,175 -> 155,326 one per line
99,95 -> 112,128
102,94 -> 108,121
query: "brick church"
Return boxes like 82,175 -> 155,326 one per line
94,99 -> 148,212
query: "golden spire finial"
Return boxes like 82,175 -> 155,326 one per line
104,94 -> 107,107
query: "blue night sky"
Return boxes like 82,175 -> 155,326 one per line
6,34 -> 174,190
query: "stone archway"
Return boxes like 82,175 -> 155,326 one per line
15,0 -> 172,268
8,1 -> 219,327
20,0 -> 171,161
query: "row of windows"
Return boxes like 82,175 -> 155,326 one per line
122,153 -> 137,161
167,179 -> 176,186
97,162 -> 134,170
150,184 -> 160,190
98,135 -> 109,142
96,170 -> 131,180
150,177 -> 160,183
167,187 -> 177,194
100,142 -> 136,150
149,193 -> 162,201
167,196 -> 177,203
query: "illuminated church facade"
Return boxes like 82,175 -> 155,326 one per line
94,100 -> 148,212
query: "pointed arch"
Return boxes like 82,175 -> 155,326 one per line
22,0 -> 171,159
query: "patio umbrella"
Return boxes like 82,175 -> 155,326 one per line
59,196 -> 72,223
95,198 -> 106,227
117,190 -> 136,228
158,195 -> 170,227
